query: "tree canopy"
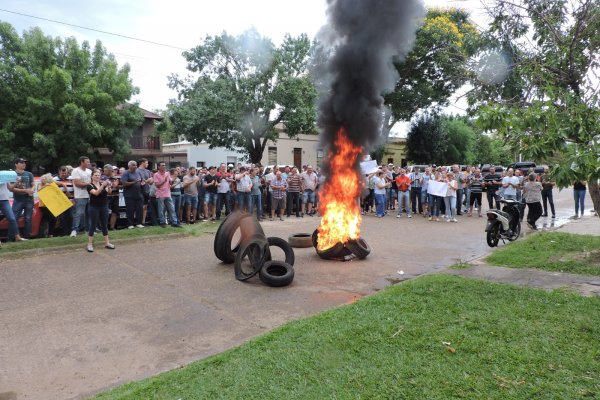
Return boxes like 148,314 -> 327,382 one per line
472,0 -> 600,213
0,22 -> 141,170
168,29 -> 317,163
382,8 -> 480,138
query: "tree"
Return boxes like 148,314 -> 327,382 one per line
406,113 -> 446,164
440,118 -> 476,165
473,133 -> 512,166
168,29 -> 317,163
0,23 -> 142,170
472,0 -> 600,215
382,8 -> 480,139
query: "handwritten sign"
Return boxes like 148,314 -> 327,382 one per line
427,180 -> 448,197
38,182 -> 73,217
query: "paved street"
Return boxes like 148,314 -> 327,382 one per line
0,188 -> 595,400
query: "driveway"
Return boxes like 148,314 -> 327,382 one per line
0,188 -> 590,399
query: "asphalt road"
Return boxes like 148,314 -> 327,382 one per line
0,188 -> 592,400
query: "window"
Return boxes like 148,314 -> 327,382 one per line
268,146 -> 277,165
317,149 -> 324,168
387,158 -> 394,165
227,156 -> 237,165
196,161 -> 205,168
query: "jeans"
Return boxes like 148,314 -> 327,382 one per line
1,199 -> 19,239
216,192 -> 231,219
397,191 -> 410,216
88,205 -> 108,236
236,192 -> 251,212
486,190 -> 500,210
157,196 -> 178,225
455,189 -> 463,214
541,189 -> 555,216
375,193 -> 386,217
250,193 -> 263,219
286,191 -> 301,216
410,187 -> 421,214
172,194 -> 182,218
463,188 -> 471,213
125,196 -> 143,226
11,197 -> 34,238
574,189 -> 586,216
430,195 -> 442,217
444,196 -> 457,219
71,198 -> 89,232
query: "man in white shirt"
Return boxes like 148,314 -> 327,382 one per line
70,156 -> 92,237
501,168 -> 520,200
300,165 -> 318,216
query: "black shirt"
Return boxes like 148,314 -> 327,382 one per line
574,181 -> 587,190
204,174 -> 218,194
87,183 -> 108,207
484,173 -> 502,192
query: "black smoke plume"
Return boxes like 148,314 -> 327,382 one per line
317,0 -> 425,173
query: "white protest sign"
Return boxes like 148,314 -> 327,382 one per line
427,180 -> 448,197
360,160 -> 379,175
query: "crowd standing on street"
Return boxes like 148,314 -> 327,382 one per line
0,157 -> 592,250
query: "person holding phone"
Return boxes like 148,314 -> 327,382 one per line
86,170 -> 115,252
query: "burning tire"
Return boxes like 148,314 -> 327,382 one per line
234,236 -> 270,281
267,236 -> 295,266
215,211 -> 264,264
288,233 -> 313,248
311,229 -> 318,248
259,260 -> 295,287
346,238 -> 371,259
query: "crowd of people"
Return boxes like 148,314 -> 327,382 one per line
361,164 -> 588,231
0,157 -> 590,251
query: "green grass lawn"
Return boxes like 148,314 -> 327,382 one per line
486,232 -> 600,276
0,222 -> 218,254
96,275 -> 600,399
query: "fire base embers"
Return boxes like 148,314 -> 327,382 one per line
312,229 -> 371,261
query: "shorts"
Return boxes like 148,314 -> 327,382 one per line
108,196 -> 119,214
204,191 -> 217,205
271,196 -> 286,210
303,190 -> 316,204
184,194 -> 198,208
142,191 -> 150,205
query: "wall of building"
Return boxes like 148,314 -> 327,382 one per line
383,139 -> 408,166
160,141 -> 244,168
259,133 -> 322,168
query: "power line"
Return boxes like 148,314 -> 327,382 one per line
0,8 -> 187,51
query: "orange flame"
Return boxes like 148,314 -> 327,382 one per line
317,128 -> 363,251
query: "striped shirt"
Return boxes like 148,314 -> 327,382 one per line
287,173 -> 302,193
470,175 -> 483,193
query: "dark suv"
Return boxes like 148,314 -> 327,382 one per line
508,161 -> 536,175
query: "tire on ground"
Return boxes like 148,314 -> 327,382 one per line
214,211 -> 246,262
288,233 -> 313,248
345,238 -> 371,259
234,236 -> 269,281
215,212 -> 265,264
259,260 -> 295,287
267,236 -> 295,266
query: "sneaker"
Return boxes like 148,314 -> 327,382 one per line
452,218 -> 458,223
446,219 -> 451,223
104,243 -> 115,250
70,230 -> 77,237
160,224 -> 167,228
279,217 -> 284,221
136,224 -> 145,228
428,216 -> 432,221
128,226 -> 135,230
551,215 -> 556,219
171,224 -> 183,228
436,217 -> 440,222
86,244 -> 94,253
396,214 -> 401,218
526,221 -> 534,230
407,214 -> 412,218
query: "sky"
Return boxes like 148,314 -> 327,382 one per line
1,0 -> 489,134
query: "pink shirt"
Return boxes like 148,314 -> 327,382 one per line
153,171 -> 172,198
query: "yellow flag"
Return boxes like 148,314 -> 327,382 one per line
38,182 -> 73,217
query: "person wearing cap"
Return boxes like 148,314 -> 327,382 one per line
1,180 -> 25,243
8,158 -> 34,240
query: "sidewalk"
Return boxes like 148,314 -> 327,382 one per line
447,215 -> 600,296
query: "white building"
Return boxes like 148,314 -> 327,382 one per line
161,126 -> 323,169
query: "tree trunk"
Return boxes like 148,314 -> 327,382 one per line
588,180 -> 600,217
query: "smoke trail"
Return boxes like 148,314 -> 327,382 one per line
317,0 -> 425,172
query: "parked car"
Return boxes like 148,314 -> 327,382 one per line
508,161 -> 536,175
481,164 -> 505,177
0,177 -> 47,239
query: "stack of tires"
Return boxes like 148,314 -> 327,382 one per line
214,211 -> 295,287
311,229 -> 371,260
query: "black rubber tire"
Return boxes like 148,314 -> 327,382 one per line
288,233 -> 313,248
311,229 -> 318,248
259,260 -> 295,287
234,236 -> 269,281
316,242 -> 346,260
216,212 -> 265,264
486,222 -> 500,247
214,211 -> 246,262
345,238 -> 371,259
508,221 -> 521,241
267,236 -> 295,266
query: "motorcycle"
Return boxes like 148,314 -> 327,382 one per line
485,198 -> 522,247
